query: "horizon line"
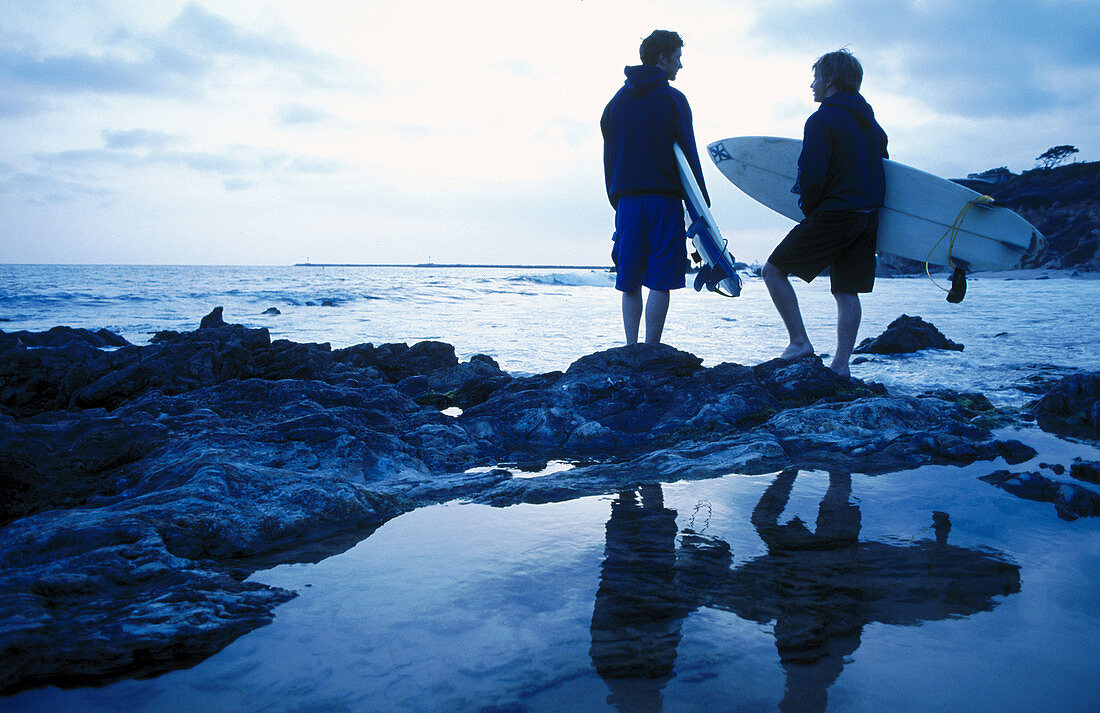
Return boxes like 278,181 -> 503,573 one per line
294,263 -> 615,269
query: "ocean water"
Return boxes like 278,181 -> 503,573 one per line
1,264 -> 1097,405
2,264 -> 1100,712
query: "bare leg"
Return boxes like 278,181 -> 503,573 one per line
644,290 -> 670,345
622,290 -> 643,345
831,292 -> 861,377
762,261 -> 814,360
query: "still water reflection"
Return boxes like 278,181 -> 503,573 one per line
5,457 -> 1097,713
590,472 -> 1021,713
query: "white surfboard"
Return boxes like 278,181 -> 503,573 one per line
706,136 -> 1043,271
673,143 -> 742,297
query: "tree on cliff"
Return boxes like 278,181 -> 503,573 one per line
1036,145 -> 1079,169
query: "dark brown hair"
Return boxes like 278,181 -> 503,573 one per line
640,30 -> 683,66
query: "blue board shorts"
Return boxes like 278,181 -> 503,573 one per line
768,210 -> 878,294
612,195 -> 687,292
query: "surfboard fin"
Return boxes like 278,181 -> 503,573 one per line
692,262 -> 743,297
947,267 -> 967,303
693,264 -> 716,292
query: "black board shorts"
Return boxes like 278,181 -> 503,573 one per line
768,210 -> 878,294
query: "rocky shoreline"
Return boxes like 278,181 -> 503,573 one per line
2,309 -> 1098,695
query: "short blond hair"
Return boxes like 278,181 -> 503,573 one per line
813,49 -> 863,92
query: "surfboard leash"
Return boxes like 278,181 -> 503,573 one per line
923,195 -> 995,303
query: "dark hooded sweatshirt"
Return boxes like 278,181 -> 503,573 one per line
794,91 -> 888,217
601,65 -> 708,209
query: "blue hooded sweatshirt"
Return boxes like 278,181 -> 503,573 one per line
794,91 -> 888,217
601,65 -> 708,209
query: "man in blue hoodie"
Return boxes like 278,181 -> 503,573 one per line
601,30 -> 709,345
761,49 -> 888,377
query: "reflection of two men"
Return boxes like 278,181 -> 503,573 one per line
589,472 -> 1021,713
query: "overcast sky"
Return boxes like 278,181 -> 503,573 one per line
2,0 -> 1098,266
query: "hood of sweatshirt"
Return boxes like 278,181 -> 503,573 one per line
622,64 -> 669,97
822,91 -> 878,128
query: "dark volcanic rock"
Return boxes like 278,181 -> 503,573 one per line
763,394 -> 999,471
1070,460 -> 1100,484
462,344 -> 789,458
980,469 -> 1100,520
1029,371 -> 1100,440
0,326 -> 130,349
752,356 -> 887,407
854,314 -> 963,354
0,311 -> 1044,695
994,439 -> 1038,465
199,306 -> 227,328
1,319 -> 513,418
0,459 -> 400,693
0,413 -> 169,526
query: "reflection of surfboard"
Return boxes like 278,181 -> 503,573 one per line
673,143 -> 742,297
707,136 -> 1043,271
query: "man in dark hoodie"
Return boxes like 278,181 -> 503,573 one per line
601,30 -> 709,345
761,49 -> 888,377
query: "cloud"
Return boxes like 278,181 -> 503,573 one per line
165,4 -> 326,66
277,103 -> 332,126
0,92 -> 47,118
0,46 -> 198,95
223,177 -> 256,191
287,156 -> 341,174
750,0 -> 1100,118
0,3 -> 350,100
102,128 -> 184,149
35,132 -> 343,181
0,170 -> 115,204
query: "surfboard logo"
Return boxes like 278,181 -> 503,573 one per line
708,143 -> 731,163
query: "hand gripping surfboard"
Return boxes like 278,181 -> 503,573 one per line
673,143 -> 742,297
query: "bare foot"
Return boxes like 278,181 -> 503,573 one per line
829,362 -> 851,378
780,342 -> 815,361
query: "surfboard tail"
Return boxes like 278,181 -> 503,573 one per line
687,219 -> 742,297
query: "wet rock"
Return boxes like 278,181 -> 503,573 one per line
1029,371 -> 1100,440
764,395 -> 999,472
753,356 -> 886,407
979,469 -> 1100,520
1,318 -> 511,418
331,341 -> 511,410
199,306 -> 227,329
854,314 -> 964,354
0,310 -> 1047,695
467,433 -> 788,508
994,439 -> 1038,465
1070,460 -> 1100,484
262,307 -> 281,315
0,413 -> 169,525
925,388 -> 1018,429
0,326 -> 130,349
461,346 -> 885,460
0,459 -> 401,694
